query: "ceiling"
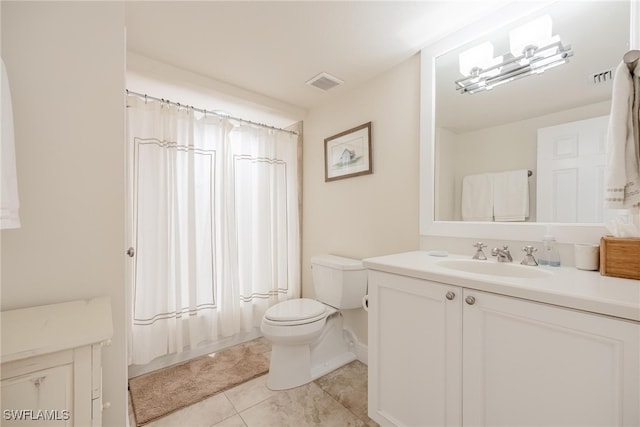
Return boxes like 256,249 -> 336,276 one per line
124,1 -> 508,115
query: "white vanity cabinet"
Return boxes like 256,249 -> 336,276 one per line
1,297 -> 113,427
368,271 -> 463,426
463,289 -> 639,426
368,269 -> 640,427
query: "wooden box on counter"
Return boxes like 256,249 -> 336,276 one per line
600,237 -> 640,280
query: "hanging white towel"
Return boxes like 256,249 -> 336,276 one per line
461,173 -> 494,221
1,57 -> 20,229
605,60 -> 640,210
493,169 -> 529,222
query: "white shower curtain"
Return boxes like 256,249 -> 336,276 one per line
126,95 -> 300,365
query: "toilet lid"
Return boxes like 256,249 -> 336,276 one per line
264,298 -> 327,322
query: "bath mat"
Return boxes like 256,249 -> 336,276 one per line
128,340 -> 270,426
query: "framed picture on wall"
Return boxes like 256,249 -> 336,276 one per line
324,122 -> 372,182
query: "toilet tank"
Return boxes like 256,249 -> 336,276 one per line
310,255 -> 367,309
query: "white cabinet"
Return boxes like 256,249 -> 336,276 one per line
368,271 -> 462,426
368,270 -> 640,427
1,298 -> 112,427
463,290 -> 640,427
1,347 -> 101,426
2,363 -> 73,424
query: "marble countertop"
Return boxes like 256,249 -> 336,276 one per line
363,251 -> 640,322
1,296 -> 113,363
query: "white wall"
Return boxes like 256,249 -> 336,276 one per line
303,54 -> 421,346
1,2 -> 127,425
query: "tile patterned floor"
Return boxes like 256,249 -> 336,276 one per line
129,339 -> 377,427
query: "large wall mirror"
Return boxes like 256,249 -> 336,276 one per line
420,0 -> 638,243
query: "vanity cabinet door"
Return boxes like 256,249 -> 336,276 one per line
462,290 -> 640,427
1,346 -> 103,427
1,363 -> 73,426
368,271 -> 462,427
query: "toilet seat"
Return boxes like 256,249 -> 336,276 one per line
264,298 -> 327,326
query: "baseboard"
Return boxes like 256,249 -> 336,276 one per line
343,327 -> 368,366
354,340 -> 368,365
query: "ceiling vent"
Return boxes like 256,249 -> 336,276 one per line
306,72 -> 344,91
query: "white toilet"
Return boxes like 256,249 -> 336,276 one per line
260,254 -> 367,390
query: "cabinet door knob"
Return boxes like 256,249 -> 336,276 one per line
465,296 -> 476,305
445,291 -> 456,301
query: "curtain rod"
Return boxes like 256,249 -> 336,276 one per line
126,90 -> 299,136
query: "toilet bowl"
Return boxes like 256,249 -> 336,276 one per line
260,255 -> 367,390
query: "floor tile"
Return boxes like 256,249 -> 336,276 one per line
239,381 -> 366,427
143,392 -> 236,427
210,414 -> 248,427
315,360 -> 377,426
224,374 -> 280,412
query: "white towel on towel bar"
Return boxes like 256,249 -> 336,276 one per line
461,173 -> 494,221
493,169 -> 529,222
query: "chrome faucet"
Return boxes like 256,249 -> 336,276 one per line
472,242 -> 487,260
491,245 -> 513,262
520,246 -> 539,266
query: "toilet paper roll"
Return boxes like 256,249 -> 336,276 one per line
574,244 -> 600,271
362,295 -> 369,312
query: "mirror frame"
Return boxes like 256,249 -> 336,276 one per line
420,1 -> 640,244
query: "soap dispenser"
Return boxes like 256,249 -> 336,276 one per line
539,229 -> 561,267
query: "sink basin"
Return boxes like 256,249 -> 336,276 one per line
437,259 -> 553,279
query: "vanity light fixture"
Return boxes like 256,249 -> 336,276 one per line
458,41 -> 502,78
455,15 -> 573,95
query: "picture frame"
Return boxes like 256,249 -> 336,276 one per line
324,122 -> 372,182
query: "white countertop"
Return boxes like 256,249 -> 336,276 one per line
1,296 -> 113,363
363,251 -> 640,322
